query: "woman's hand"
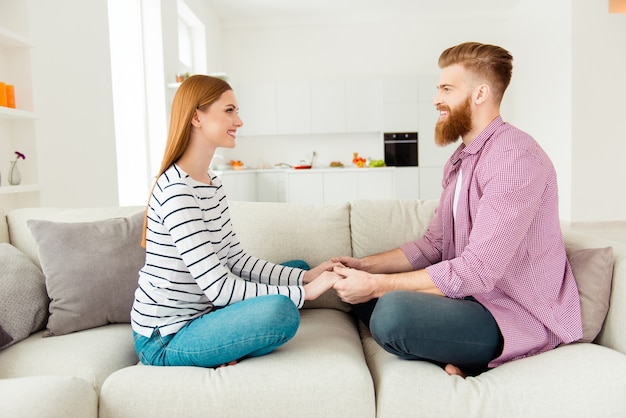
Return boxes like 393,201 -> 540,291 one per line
304,271 -> 342,301
331,256 -> 364,270
303,260 -> 345,283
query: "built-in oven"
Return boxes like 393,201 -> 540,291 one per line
384,132 -> 418,166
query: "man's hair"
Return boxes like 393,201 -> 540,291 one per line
438,42 -> 513,103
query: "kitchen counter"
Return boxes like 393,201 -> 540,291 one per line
213,166 -> 396,174
213,166 -> 416,205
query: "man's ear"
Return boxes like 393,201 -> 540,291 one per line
474,84 -> 490,105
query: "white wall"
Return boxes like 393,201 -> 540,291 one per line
29,0 -> 119,207
24,0 -> 626,221
507,0 -> 573,221
219,1 -> 626,223
571,1 -> 626,222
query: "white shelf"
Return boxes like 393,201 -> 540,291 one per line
0,106 -> 36,120
0,184 -> 39,194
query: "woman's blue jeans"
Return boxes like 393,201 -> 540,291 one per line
354,291 -> 503,373
133,294 -> 300,368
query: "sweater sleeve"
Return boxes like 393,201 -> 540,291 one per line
156,181 -> 305,308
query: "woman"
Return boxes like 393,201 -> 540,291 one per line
131,75 -> 340,368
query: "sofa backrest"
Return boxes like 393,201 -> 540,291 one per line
349,199 -> 438,258
7,206 -> 144,268
563,230 -> 626,355
228,200 -> 353,311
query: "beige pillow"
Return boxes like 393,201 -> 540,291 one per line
0,243 -> 48,349
566,246 -> 614,343
27,212 -> 145,336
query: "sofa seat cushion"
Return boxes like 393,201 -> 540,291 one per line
361,326 -> 626,418
100,309 -> 375,418
0,323 -> 137,393
0,375 -> 97,418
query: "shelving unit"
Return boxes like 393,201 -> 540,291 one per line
0,1 -> 39,210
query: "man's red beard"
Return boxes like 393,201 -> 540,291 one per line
434,96 -> 472,146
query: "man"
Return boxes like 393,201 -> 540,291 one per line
332,42 -> 583,377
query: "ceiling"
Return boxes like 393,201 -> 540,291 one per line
207,0 -> 522,23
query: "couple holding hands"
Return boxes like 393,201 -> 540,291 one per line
131,42 -> 582,378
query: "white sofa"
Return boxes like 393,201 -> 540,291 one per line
1,199 -> 625,418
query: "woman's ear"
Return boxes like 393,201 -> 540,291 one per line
190,109 -> 202,127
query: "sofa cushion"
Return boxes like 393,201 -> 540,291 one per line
99,310 -> 375,418
27,212 -> 145,336
229,201 -> 352,311
361,324 -> 626,418
0,324 -> 137,394
566,246 -> 614,343
0,243 -> 48,349
0,376 -> 98,418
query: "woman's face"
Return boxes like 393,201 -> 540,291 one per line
193,89 -> 243,149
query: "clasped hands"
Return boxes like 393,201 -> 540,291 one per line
303,257 -> 375,303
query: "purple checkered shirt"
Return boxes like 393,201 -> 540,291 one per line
401,116 -> 583,367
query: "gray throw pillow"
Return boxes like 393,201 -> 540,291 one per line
566,246 -> 614,343
27,212 -> 145,336
0,243 -> 48,349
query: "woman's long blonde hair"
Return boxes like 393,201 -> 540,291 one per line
141,75 -> 233,247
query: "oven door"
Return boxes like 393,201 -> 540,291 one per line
384,132 -> 418,166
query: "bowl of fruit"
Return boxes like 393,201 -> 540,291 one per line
230,160 -> 245,170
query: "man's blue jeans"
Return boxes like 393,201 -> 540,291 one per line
133,294 -> 300,368
354,291 -> 503,373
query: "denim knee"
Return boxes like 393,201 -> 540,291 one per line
265,294 -> 300,339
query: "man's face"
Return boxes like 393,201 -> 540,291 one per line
433,64 -> 473,146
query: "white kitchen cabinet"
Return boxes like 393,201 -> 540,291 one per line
381,76 -> 419,132
218,171 -> 257,202
0,5 -> 40,210
323,170 -> 358,204
394,167 -> 420,199
236,82 -> 277,136
276,81 -> 311,135
382,102 -> 419,132
285,168 -> 395,205
285,171 -> 324,205
311,80 -> 346,133
345,79 -> 382,132
256,170 -> 285,202
382,76 -> 419,104
358,169 -> 395,200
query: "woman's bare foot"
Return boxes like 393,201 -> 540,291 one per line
444,364 -> 467,378
216,360 -> 238,369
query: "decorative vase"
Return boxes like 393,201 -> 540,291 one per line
8,160 -> 21,185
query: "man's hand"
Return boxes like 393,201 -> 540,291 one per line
332,265 -> 379,304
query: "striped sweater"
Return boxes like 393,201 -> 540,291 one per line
131,164 -> 305,337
